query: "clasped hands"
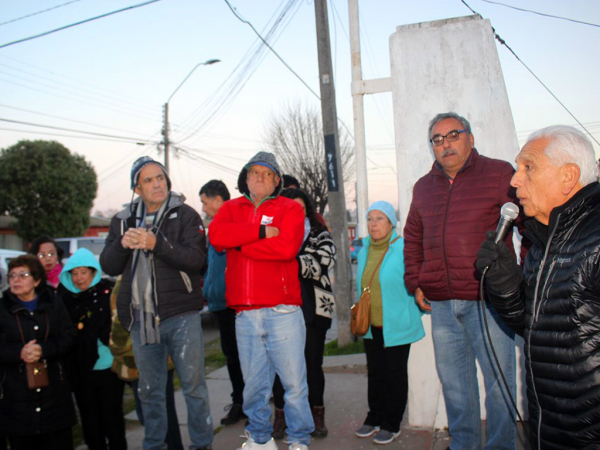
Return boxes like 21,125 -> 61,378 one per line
122,227 -> 157,251
21,340 -> 42,363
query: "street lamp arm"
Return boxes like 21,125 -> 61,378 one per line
166,58 -> 221,104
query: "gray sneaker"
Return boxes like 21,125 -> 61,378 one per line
373,429 -> 401,445
355,424 -> 380,438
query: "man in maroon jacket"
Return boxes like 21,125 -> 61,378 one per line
209,152 -> 313,450
403,113 -> 520,450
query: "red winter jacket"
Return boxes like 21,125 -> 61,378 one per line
403,149 -> 524,301
209,194 -> 305,310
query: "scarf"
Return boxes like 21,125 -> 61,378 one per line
46,263 -> 62,288
131,197 -> 169,345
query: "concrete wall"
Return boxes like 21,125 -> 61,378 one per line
388,15 -> 527,428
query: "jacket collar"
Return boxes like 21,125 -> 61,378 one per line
525,182 -> 600,248
116,191 -> 185,220
4,286 -> 53,314
432,148 -> 478,180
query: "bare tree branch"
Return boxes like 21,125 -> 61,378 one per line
264,101 -> 354,213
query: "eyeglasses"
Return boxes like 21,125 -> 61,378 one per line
430,130 -> 468,147
37,252 -> 56,259
8,272 -> 32,280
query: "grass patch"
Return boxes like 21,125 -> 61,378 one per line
323,338 -> 364,356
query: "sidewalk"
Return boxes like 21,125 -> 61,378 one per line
119,353 -> 454,450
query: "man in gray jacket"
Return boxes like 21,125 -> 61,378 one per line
100,156 -> 212,450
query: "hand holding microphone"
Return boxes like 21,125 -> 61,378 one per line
475,203 -> 523,291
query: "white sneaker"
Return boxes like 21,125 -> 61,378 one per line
237,430 -> 279,450
288,444 -> 308,450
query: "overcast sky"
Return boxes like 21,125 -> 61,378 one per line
1,0 -> 598,217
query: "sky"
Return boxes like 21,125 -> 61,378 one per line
1,0 -> 599,218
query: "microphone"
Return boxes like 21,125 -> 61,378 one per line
494,202 -> 519,243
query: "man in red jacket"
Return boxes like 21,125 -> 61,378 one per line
403,113 -> 520,450
209,152 -> 314,450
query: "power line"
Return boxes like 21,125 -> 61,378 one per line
0,54 -> 158,111
0,103 -> 157,137
0,118 -> 153,143
0,0 -> 163,50
222,0 -> 320,100
0,126 -> 156,145
479,0 -> 600,28
172,0 -> 303,145
0,0 -> 84,27
460,0 -> 600,146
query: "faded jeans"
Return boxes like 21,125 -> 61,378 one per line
431,300 -> 516,450
236,305 -> 314,445
131,312 -> 213,450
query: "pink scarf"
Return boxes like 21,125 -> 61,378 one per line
46,263 -> 62,288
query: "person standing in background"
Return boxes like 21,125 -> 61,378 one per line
200,179 -> 246,426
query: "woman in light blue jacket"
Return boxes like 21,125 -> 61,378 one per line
354,201 -> 425,445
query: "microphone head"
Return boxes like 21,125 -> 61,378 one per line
501,202 -> 519,221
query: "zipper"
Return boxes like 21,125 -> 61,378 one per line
528,212 -> 560,449
441,180 -> 454,299
58,361 -> 64,381
0,370 -> 5,400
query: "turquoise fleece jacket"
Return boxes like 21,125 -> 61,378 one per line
356,230 -> 425,347
59,248 -> 102,293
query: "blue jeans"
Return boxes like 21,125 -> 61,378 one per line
431,300 -> 516,450
236,305 -> 314,445
132,312 -> 213,450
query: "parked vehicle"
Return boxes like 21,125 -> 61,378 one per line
0,249 -> 26,272
0,249 -> 26,291
55,236 -> 106,260
350,239 -> 363,263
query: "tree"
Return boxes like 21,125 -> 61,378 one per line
264,102 -> 354,213
0,140 -> 98,242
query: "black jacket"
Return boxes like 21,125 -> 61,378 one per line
0,286 -> 77,436
100,193 -> 206,329
487,182 -> 600,449
58,278 -> 113,389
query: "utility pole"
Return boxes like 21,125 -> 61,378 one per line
348,0 -> 369,239
162,102 -> 170,173
314,0 -> 353,347
161,58 -> 220,173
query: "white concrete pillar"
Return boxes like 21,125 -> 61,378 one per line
389,15 -> 527,428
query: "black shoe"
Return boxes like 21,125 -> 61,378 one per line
220,403 -> 246,425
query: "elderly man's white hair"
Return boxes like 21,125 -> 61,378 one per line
527,125 -> 598,186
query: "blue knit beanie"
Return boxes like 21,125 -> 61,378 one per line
367,201 -> 397,227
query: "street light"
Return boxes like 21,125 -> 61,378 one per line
162,58 -> 221,172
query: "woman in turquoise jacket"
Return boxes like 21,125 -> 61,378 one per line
354,201 -> 425,445
58,248 -> 127,450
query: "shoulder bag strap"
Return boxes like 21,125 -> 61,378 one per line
15,314 -> 26,345
14,311 -> 50,344
365,236 -> 401,290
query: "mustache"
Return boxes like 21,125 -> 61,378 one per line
441,149 -> 457,157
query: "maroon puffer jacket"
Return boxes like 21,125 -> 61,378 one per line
404,149 -> 522,301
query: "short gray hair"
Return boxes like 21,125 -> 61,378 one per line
527,125 -> 598,186
428,112 -> 472,149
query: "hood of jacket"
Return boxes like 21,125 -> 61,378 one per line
59,248 -> 102,293
237,151 -> 283,198
116,191 -> 186,221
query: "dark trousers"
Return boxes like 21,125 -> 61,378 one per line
132,369 -> 183,450
8,428 -> 73,450
74,369 -> 127,450
273,324 -> 328,409
214,308 -> 245,405
363,327 -> 411,433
